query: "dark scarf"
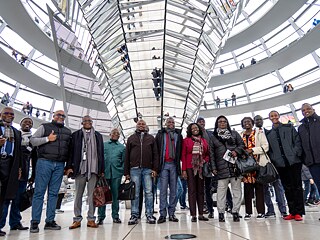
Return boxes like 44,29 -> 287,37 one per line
191,135 -> 204,179
165,128 -> 175,159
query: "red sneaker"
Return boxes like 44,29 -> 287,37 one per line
283,214 -> 295,220
294,214 -> 303,221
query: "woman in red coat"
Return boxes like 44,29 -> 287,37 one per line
181,123 -> 210,222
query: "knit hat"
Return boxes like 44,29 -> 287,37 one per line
196,116 -> 205,123
20,117 -> 33,126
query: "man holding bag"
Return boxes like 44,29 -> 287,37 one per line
97,128 -> 125,225
66,115 -> 104,229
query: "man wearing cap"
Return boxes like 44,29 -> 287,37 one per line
196,117 -> 215,218
0,107 -> 22,236
29,110 -> 71,233
0,117 -> 37,233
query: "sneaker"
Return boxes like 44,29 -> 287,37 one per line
169,215 -> 179,222
69,221 -> 81,229
219,213 -> 225,222
0,230 -> 5,236
294,214 -> 303,221
233,212 -> 240,222
181,206 -> 189,210
87,220 -> 99,228
208,212 -> 214,219
44,221 -> 61,230
257,214 -> 265,219
146,216 -> 156,224
244,214 -> 251,220
157,216 -> 166,224
265,212 -> 276,218
281,212 -> 288,217
30,222 -> 39,233
283,214 -> 295,220
128,216 -> 138,225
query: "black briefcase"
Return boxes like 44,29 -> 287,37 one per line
118,181 -> 135,200
19,184 -> 34,212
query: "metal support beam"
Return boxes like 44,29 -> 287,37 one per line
47,5 -> 69,126
9,49 -> 36,107
49,98 -> 56,120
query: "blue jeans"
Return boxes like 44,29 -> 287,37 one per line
304,180 -> 320,201
309,164 -> 320,198
264,179 -> 287,214
130,168 -> 154,218
179,178 -> 187,208
31,159 -> 64,223
159,162 -> 177,217
176,177 -> 183,205
0,180 -> 27,229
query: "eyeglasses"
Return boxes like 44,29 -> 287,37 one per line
82,120 -> 93,123
55,113 -> 66,118
2,112 -> 14,116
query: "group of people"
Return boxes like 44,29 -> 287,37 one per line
215,93 -> 236,108
0,102 -> 320,236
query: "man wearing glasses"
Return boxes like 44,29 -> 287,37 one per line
0,107 -> 22,236
29,110 -> 71,233
66,115 -> 104,229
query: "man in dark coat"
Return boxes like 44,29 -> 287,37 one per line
0,117 -> 37,233
124,120 -> 159,225
30,110 -> 71,233
155,117 -> 182,224
66,115 -> 104,229
0,107 -> 22,236
298,103 -> 320,220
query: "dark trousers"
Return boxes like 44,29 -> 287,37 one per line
179,178 -> 188,208
277,163 -> 305,215
0,180 -> 27,229
56,193 -> 65,210
0,158 -> 12,223
186,169 -> 204,216
204,177 -> 214,214
309,163 -> 320,200
244,182 -> 265,214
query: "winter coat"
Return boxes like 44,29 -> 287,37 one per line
266,123 -> 302,168
298,113 -> 320,166
210,130 -> 245,180
155,128 -> 183,175
124,132 -> 159,176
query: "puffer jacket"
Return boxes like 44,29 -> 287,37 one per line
210,130 -> 245,180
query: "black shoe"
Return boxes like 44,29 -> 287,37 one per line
198,216 -> 209,221
30,222 -> 39,233
157,216 -> 166,224
191,216 -> 197,222
0,230 -> 6,236
219,213 -> 225,222
97,219 -> 104,225
208,213 -> 214,219
128,216 -> 138,225
147,216 -> 156,224
113,218 -> 121,224
11,223 -> 29,230
44,221 -> 61,230
233,213 -> 240,222
169,215 -> 179,222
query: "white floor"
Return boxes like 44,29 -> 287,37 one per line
1,200 -> 320,240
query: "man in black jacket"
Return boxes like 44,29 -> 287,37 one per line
266,110 -> 304,221
0,107 -> 22,237
30,110 -> 71,233
124,120 -> 159,225
298,103 -> 320,219
66,115 -> 104,229
155,117 -> 182,224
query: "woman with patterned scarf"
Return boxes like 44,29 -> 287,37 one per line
210,115 -> 245,222
241,117 -> 265,220
181,123 -> 209,222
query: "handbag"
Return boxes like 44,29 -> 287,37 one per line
236,154 -> 259,175
93,177 -> 112,207
118,180 -> 136,201
19,183 -> 34,212
203,162 -> 212,178
256,162 -> 279,184
256,147 -> 279,184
